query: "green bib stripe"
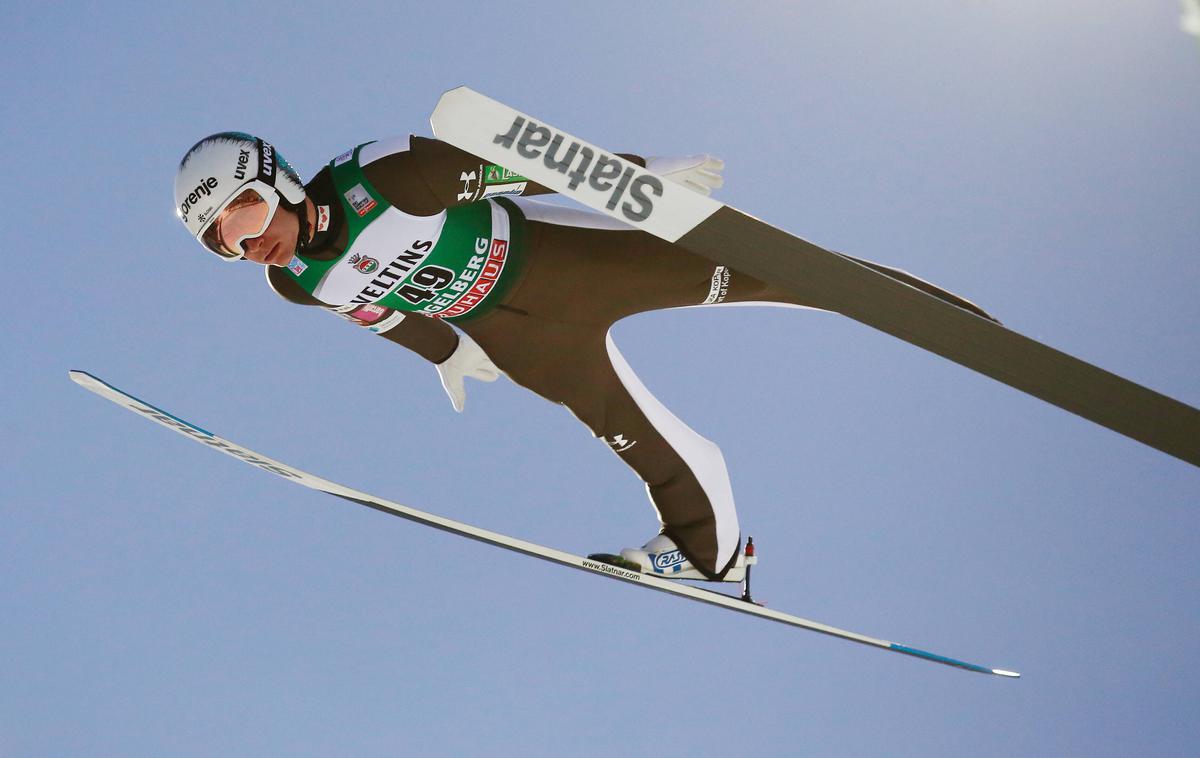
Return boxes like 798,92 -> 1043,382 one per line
283,143 -> 525,324
416,195 -> 526,322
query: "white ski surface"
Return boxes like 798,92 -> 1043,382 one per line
430,86 -> 722,242
70,370 -> 1018,678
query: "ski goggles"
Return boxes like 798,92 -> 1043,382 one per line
198,180 -> 282,261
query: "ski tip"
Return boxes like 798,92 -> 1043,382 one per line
68,369 -> 98,386
69,370 -> 114,395
992,669 -> 1021,679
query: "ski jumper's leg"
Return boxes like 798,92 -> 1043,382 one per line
602,331 -> 740,578
832,253 -> 999,323
503,199 -> 827,319
463,202 -> 991,578
689,250 -> 998,322
509,198 -> 996,321
462,201 -> 826,578
460,309 -> 741,580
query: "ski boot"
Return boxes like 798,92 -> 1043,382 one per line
588,534 -> 757,583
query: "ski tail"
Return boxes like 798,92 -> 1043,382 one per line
890,644 -> 1020,677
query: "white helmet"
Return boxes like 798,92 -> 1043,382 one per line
174,132 -> 307,260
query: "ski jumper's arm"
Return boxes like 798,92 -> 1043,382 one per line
268,268 -> 487,411
364,135 -> 645,213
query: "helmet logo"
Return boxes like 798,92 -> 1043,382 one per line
260,143 -> 275,181
179,176 -> 219,221
349,253 -> 379,274
234,149 -> 250,181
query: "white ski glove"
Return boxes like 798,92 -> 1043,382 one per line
645,154 -> 725,196
436,333 -> 501,413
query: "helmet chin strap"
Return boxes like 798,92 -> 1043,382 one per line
287,196 -> 312,255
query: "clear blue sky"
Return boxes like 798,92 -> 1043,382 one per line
3,2 -> 1198,756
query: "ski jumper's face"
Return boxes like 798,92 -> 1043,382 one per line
239,203 -> 302,266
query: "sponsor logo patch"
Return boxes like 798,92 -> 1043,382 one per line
651,550 -> 688,573
333,149 -> 354,166
259,143 -> 276,181
349,253 -> 379,274
179,176 -> 219,222
344,183 -> 377,217
484,165 -> 525,184
456,165 -> 525,203
492,116 -> 664,224
286,256 -> 308,275
582,559 -> 643,581
348,303 -> 388,324
428,238 -> 509,319
480,182 -> 527,199
458,169 -> 478,202
347,239 -> 435,305
127,403 -> 300,479
703,266 -> 730,304
234,149 -> 250,180
316,205 -> 330,232
607,434 -> 637,453
368,311 -> 406,334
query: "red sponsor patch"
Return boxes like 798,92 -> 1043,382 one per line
433,239 -> 509,319
348,303 -> 389,325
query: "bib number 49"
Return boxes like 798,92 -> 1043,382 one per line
396,265 -> 454,304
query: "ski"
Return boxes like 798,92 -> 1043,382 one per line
71,370 -> 1018,678
429,86 -> 1200,468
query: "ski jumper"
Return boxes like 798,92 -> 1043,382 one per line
267,135 -> 996,580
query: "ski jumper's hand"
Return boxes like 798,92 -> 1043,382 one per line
436,333 -> 502,412
645,155 -> 725,196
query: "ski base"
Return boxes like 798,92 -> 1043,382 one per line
70,370 -> 1019,678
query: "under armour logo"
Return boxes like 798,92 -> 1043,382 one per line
457,170 -> 478,202
607,434 -> 637,453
